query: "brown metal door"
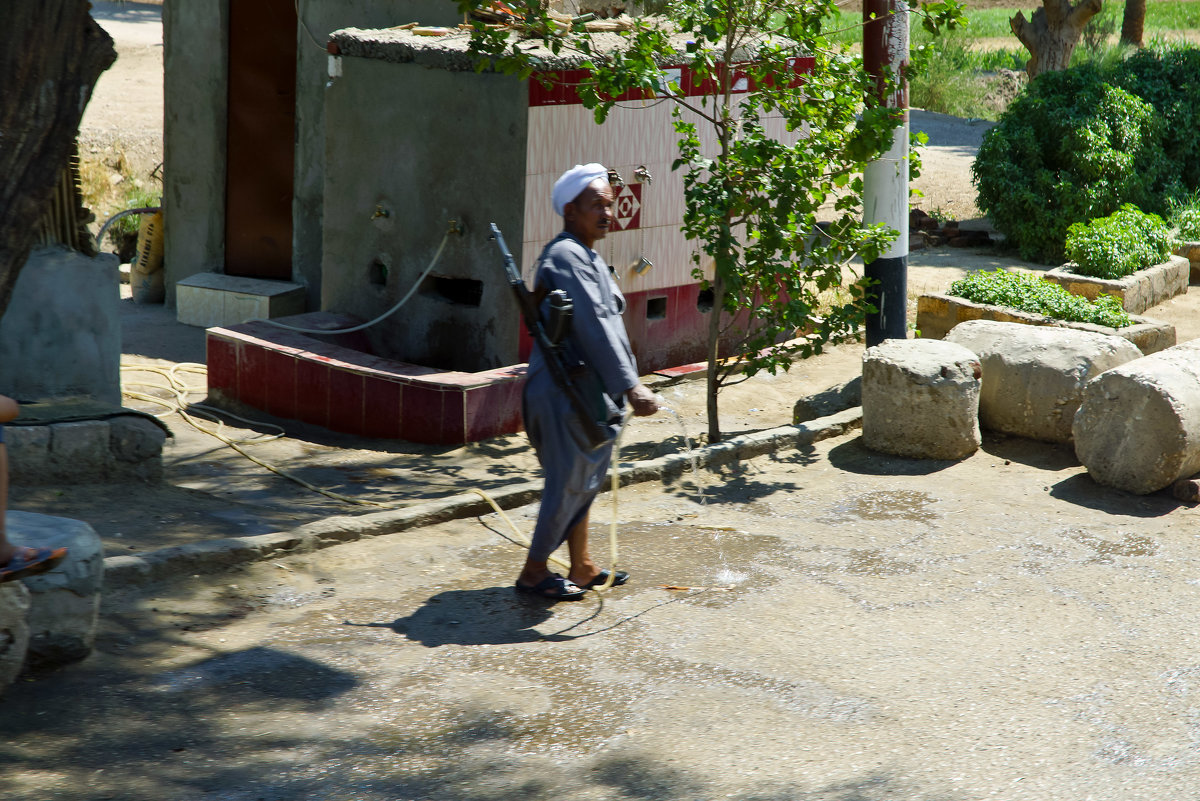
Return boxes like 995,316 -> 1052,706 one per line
224,0 -> 297,279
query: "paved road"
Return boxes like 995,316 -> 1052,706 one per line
4,428 -> 1200,800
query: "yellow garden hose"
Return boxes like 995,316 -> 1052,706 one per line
121,361 -> 639,593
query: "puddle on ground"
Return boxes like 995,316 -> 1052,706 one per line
818,490 -> 940,524
598,522 -> 788,603
1068,530 -> 1158,563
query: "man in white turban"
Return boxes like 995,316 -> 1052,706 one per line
515,164 -> 660,600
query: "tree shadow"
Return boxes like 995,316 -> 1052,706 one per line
1,602 -> 961,801
664,457 -> 810,505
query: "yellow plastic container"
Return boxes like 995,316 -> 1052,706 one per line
130,210 -> 164,304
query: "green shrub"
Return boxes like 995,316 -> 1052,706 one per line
972,66 -> 1171,265
1109,46 -> 1200,192
1168,194 -> 1200,240
1064,204 -> 1176,278
1173,208 -> 1200,240
948,269 -> 1133,328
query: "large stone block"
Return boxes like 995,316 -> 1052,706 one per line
862,339 -> 982,460
0,582 -> 31,694
946,320 -> 1143,443
0,247 -> 121,405
1073,339 -> 1200,495
7,511 -> 105,670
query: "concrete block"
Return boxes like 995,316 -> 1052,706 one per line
5,426 -> 51,483
0,582 -> 30,694
48,420 -> 111,479
793,377 -> 861,424
0,248 -> 121,406
1044,256 -> 1190,314
862,339 -> 982,460
176,273 -> 307,329
8,511 -> 104,670
1073,339 -> 1200,495
946,320 -> 1142,443
916,293 -> 1176,355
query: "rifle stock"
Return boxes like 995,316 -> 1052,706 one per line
490,223 -> 610,451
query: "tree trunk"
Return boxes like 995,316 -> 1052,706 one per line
1120,0 -> 1146,47
1010,0 -> 1103,78
0,1 -> 116,320
705,272 -> 724,443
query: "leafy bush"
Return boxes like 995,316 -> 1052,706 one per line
948,269 -> 1133,328
1108,46 -> 1200,193
1174,208 -> 1200,240
972,66 -> 1172,265
1168,194 -> 1200,240
1064,204 -> 1176,278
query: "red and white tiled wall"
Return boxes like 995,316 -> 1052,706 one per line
520,61 -> 809,370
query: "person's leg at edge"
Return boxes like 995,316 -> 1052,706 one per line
0,436 -> 16,566
0,397 -> 68,580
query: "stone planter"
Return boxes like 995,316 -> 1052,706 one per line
1174,241 -> 1200,284
915,293 -> 1176,355
1043,255 -> 1189,315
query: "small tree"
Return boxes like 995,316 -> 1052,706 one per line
462,0 -> 960,442
1011,0 -> 1103,78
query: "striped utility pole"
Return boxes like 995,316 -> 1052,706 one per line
862,0 -> 910,345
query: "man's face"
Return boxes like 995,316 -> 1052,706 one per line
565,180 -> 615,245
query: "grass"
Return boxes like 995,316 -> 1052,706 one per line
819,0 -> 1200,119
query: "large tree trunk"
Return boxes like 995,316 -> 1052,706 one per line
1121,0 -> 1146,47
1011,0 -> 1103,78
0,1 -> 116,320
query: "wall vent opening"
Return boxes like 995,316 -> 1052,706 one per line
369,257 -> 389,286
422,275 -> 483,307
646,296 -> 667,320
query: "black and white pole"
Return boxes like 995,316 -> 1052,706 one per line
863,0 -> 910,346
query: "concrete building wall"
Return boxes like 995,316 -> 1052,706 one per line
0,249 -> 121,405
322,56 -> 527,372
164,0 -> 462,310
293,1 -> 461,309
162,0 -> 229,308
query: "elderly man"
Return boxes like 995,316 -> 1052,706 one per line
516,163 -> 660,601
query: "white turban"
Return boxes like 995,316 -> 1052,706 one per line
552,163 -> 609,216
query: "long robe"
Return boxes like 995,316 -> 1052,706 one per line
522,231 -> 639,561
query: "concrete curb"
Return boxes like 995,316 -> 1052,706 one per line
103,407 -> 863,590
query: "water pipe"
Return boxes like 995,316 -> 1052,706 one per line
254,221 -> 459,336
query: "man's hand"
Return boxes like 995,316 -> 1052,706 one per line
626,384 -> 660,417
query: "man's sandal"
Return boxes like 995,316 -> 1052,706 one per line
515,573 -> 586,601
579,569 -> 629,589
0,546 -> 68,584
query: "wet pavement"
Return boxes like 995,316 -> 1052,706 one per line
5,256 -> 1200,799
5,429 -> 1200,800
